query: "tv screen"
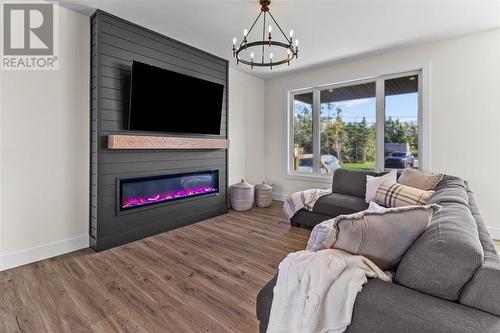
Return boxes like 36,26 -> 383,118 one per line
128,61 -> 224,135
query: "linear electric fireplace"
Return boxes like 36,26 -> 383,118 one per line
119,170 -> 219,211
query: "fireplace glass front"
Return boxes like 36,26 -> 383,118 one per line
119,170 -> 219,211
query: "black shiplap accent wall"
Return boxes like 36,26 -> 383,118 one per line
90,10 -> 229,251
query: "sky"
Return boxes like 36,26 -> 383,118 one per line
297,92 -> 418,124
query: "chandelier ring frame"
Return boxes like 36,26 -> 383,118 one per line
235,41 -> 296,67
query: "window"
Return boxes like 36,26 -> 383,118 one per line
320,82 -> 376,173
384,75 -> 419,170
289,71 -> 421,176
292,92 -> 313,173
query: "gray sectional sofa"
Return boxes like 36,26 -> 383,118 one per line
257,169 -> 500,332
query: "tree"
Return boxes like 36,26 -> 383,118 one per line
385,117 -> 406,143
357,117 -> 370,163
334,107 -> 343,163
293,105 -> 313,153
320,106 -> 376,165
385,117 -> 419,156
295,104 -> 417,168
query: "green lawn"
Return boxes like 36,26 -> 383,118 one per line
342,162 -> 376,171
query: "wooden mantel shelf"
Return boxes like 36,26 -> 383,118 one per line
108,135 -> 230,150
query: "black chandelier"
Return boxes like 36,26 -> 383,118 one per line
232,0 -> 298,69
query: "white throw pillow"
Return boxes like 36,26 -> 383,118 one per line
367,201 -> 385,211
365,170 -> 397,203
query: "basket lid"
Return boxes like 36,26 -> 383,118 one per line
255,182 -> 273,190
232,179 -> 253,189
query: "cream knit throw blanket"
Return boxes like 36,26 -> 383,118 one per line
283,188 -> 332,222
267,249 -> 392,333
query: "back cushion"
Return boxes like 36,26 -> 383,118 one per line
394,176 -> 484,301
332,169 -> 383,198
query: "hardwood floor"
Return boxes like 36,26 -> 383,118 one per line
0,202 -> 310,333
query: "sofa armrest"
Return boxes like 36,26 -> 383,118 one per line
460,258 -> 500,316
256,274 -> 500,333
256,274 -> 277,332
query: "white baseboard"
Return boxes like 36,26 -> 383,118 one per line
272,192 -> 287,202
488,226 -> 500,241
0,235 -> 89,271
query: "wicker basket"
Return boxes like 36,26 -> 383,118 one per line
255,182 -> 273,207
230,179 -> 254,211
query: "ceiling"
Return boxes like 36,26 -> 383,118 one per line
61,0 -> 500,79
296,74 -> 418,104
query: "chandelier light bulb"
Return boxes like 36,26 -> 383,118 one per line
269,52 -> 273,60
268,25 -> 273,33
243,29 -> 248,37
233,37 -> 237,45
295,39 -> 299,46
251,52 -> 254,60
290,30 -> 294,38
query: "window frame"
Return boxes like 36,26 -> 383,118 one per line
287,70 -> 424,179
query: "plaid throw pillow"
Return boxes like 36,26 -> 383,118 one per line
375,179 -> 434,207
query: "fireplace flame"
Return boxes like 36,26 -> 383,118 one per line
122,186 -> 217,209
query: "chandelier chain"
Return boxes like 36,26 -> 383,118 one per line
262,11 -> 266,63
242,10 -> 263,48
267,11 -> 289,41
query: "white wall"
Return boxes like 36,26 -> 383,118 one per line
228,68 -> 266,186
0,7 -> 90,270
1,9 -> 498,270
264,29 -> 500,233
0,11 -> 266,270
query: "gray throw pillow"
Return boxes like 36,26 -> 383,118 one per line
307,204 -> 440,270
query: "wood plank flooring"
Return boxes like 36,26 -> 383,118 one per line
0,202 -> 310,333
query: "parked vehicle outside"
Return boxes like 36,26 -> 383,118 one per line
297,156 -> 313,173
385,151 -> 415,169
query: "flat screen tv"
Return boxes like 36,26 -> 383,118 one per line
128,61 -> 224,135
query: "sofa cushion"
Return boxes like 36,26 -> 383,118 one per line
290,210 -> 332,228
345,279 -> 500,333
306,204 -> 439,269
398,168 -> 444,190
331,169 -> 383,198
459,182 -> 500,316
256,276 -> 500,333
460,259 -> 500,317
464,181 -> 498,258
313,193 -> 368,217
365,170 -> 397,203
394,176 -> 484,301
374,178 -> 434,207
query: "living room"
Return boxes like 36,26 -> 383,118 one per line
1,0 -> 500,332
